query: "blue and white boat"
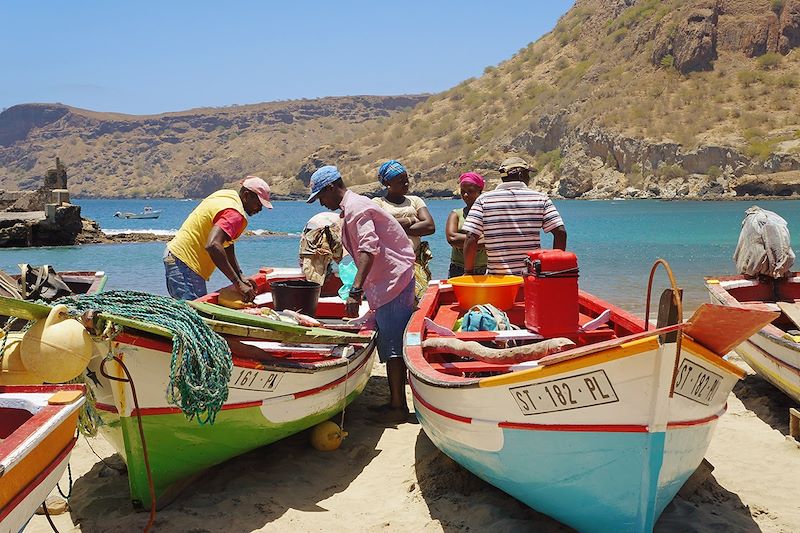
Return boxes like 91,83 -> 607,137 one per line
405,274 -> 775,532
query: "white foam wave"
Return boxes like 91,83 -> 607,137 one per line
102,228 -> 178,236
249,230 -> 301,237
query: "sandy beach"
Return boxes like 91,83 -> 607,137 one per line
25,354 -> 800,533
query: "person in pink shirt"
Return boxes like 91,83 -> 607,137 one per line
307,165 -> 416,424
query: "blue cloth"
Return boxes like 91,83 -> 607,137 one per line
374,277 -> 415,362
377,160 -> 407,185
164,250 -> 207,300
306,165 -> 342,203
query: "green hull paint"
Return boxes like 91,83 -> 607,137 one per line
99,385 -> 368,507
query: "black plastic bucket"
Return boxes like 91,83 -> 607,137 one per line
270,280 -> 322,316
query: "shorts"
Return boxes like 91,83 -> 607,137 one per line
374,278 -> 415,363
164,249 -> 207,300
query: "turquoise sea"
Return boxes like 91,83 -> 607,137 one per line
2,198 -> 799,314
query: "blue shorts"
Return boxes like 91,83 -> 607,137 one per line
164,249 -> 207,300
374,279 -> 415,363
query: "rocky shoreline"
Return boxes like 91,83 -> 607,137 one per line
76,218 -> 287,245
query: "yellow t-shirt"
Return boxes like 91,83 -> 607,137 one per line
372,195 -> 427,252
167,190 -> 247,280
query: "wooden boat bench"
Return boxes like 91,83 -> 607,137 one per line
428,360 -> 515,375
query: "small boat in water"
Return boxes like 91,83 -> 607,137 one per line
0,267 -> 375,509
705,273 -> 800,402
114,206 -> 161,219
0,384 -> 85,532
405,253 -> 776,532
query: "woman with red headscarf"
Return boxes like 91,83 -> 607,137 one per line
446,172 -> 488,278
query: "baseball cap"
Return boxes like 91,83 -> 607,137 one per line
306,165 -> 341,203
241,176 -> 273,209
498,156 -> 532,173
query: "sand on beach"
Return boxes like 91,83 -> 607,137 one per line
25,355 -> 800,533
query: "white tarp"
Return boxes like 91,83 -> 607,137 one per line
733,206 -> 795,278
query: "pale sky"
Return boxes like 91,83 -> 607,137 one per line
1,1 -> 574,115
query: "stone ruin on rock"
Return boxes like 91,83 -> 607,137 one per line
0,157 -> 83,247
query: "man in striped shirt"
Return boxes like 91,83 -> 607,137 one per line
462,156 -> 567,275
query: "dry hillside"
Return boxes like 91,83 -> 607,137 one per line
0,96 -> 425,198
3,0 -> 800,199
322,0 -> 800,198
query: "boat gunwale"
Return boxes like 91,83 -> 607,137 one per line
410,378 -> 728,432
0,436 -> 78,524
405,282 -> 703,389
112,330 -> 376,372
0,385 -> 85,475
705,275 -> 800,351
92,336 -> 376,417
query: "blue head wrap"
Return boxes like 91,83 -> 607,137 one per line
377,160 -> 407,186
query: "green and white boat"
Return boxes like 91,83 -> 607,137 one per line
2,268 -> 376,509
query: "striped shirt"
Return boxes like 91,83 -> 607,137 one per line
461,182 -> 564,275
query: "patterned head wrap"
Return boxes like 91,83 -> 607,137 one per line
377,160 -> 407,185
458,172 -> 485,190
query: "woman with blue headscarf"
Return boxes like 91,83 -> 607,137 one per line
373,160 -> 435,300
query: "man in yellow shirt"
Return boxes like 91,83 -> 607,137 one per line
164,176 -> 272,300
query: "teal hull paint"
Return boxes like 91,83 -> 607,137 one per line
419,410 -> 703,533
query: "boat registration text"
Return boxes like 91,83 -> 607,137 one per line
674,359 -> 722,405
230,368 -> 284,392
510,370 -> 619,415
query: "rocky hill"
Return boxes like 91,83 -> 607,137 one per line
3,0 -> 800,200
317,0 -> 800,199
0,96 -> 426,198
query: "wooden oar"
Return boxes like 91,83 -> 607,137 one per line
0,296 -> 50,321
189,301 -> 371,343
205,319 -> 369,345
0,295 -> 370,344
0,296 -> 174,339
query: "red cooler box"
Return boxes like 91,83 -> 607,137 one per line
524,250 -> 579,337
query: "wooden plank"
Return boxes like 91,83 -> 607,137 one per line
538,324 -> 683,366
431,304 -> 462,330
451,329 -> 543,342
205,318 -> 370,345
207,319 -> 304,342
777,302 -> 800,331
191,301 -> 371,343
190,301 -> 309,333
684,303 -> 778,355
48,390 -> 84,405
0,295 -> 51,320
97,312 -> 174,339
429,361 -> 513,374
0,296 -> 173,339
790,407 -> 800,441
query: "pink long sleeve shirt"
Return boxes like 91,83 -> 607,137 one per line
338,190 -> 415,309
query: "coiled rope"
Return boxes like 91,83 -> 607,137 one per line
56,290 -> 232,424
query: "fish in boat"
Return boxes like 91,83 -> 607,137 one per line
0,384 -> 85,532
405,260 -> 776,532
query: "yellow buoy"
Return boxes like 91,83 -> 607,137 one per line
310,420 -> 348,451
20,304 -> 93,383
0,331 -> 43,385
